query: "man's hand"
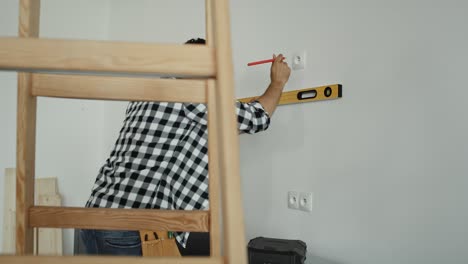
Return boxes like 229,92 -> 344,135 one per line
254,54 -> 291,116
270,54 -> 291,86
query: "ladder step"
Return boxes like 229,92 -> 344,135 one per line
0,37 -> 215,77
0,256 -> 223,264
32,74 -> 208,103
29,206 -> 209,232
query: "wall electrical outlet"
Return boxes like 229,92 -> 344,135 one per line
288,191 -> 299,209
291,51 -> 307,70
299,192 -> 313,212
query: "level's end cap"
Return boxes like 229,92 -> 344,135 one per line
338,84 -> 343,97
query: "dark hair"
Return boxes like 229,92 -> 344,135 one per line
185,38 -> 206,45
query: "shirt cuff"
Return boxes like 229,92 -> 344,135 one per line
249,100 -> 271,119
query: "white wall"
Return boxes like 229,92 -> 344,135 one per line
236,1 -> 468,264
0,0 -> 111,255
2,0 -> 468,263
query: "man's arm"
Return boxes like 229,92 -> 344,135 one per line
256,54 -> 291,116
234,54 -> 291,134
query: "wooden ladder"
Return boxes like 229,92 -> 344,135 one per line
0,0 -> 247,263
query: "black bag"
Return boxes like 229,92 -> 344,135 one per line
247,237 -> 307,264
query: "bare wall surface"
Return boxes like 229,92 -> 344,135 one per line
235,1 -> 468,264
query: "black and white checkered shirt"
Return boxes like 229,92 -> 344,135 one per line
86,100 -> 270,247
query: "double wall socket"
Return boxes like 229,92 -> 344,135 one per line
288,191 -> 313,212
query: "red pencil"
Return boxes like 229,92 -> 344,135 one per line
247,57 -> 286,66
247,59 -> 274,66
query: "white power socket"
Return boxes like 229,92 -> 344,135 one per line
299,192 -> 313,212
291,51 -> 307,70
288,191 -> 299,209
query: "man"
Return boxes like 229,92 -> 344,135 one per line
80,38 -> 291,256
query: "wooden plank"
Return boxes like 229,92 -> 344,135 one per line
207,80 -> 221,257
35,195 -> 63,256
0,37 -> 216,77
35,178 -> 58,197
3,208 -> 16,254
31,74 -> 207,103
16,0 -> 40,255
18,0 -> 40,38
238,84 -> 343,106
0,256 -> 223,264
29,207 -> 210,232
206,0 -> 214,47
3,172 -> 65,255
37,195 -> 61,206
2,168 -> 16,254
211,0 -> 248,263
206,1 -> 221,257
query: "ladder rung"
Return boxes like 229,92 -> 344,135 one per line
29,206 -> 209,232
32,74 -> 208,103
0,37 -> 215,77
0,256 -> 223,264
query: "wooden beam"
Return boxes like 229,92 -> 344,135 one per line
18,0 -> 40,38
0,256 -> 223,264
2,168 -> 16,254
211,0 -> 248,263
32,74 -> 208,103
16,0 -> 40,255
207,80 -> 222,257
205,0 -> 214,47
29,207 -> 210,232
206,0 -> 221,257
35,195 -> 63,256
34,178 -> 58,197
0,37 -> 216,77
238,84 -> 343,106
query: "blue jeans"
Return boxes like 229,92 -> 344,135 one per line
79,229 -> 142,256
79,229 -> 210,256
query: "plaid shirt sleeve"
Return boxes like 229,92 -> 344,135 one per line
235,100 -> 271,134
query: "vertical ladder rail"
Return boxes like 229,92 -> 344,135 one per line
206,0 -> 222,257
207,80 -> 222,257
211,0 -> 248,263
16,0 -> 40,255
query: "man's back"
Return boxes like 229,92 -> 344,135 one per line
86,101 -> 210,211
85,100 -> 271,247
